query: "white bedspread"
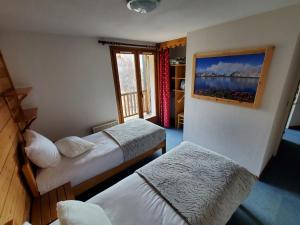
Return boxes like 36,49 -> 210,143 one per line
36,132 -> 124,194
50,173 -> 188,225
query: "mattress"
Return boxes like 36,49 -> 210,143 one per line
36,132 -> 124,194
50,173 -> 188,225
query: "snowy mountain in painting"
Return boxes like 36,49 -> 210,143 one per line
195,53 -> 265,78
197,62 -> 262,78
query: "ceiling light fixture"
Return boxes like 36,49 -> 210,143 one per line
127,0 -> 161,14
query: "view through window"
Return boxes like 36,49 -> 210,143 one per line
115,52 -> 156,121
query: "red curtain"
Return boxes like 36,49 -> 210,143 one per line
159,49 -> 170,128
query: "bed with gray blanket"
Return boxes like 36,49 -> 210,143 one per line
51,141 -> 256,225
104,118 -> 166,161
136,141 -> 256,225
33,119 -> 166,196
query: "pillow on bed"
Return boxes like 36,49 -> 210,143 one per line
24,129 -> 61,168
57,200 -> 112,225
55,136 -> 96,158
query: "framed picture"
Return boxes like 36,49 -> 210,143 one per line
192,46 -> 275,108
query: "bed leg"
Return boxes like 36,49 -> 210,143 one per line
162,141 -> 166,154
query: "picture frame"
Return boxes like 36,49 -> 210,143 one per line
191,46 -> 275,108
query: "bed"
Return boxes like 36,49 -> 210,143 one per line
21,119 -> 166,197
50,141 -> 256,225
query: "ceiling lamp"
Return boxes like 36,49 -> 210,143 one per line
127,0 -> 161,14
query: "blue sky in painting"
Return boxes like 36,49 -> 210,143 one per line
196,53 -> 265,75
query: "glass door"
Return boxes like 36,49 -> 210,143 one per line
116,52 -> 141,121
139,53 -> 157,120
110,47 -> 158,123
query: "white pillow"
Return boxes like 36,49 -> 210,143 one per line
24,129 -> 61,168
57,200 -> 112,225
55,136 -> 96,158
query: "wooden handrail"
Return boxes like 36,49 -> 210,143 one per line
121,90 -> 150,118
121,91 -> 139,96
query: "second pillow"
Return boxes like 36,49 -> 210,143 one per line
55,136 -> 96,158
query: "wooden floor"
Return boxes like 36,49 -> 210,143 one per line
31,183 -> 74,225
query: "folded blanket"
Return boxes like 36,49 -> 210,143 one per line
104,119 -> 165,161
136,141 -> 256,225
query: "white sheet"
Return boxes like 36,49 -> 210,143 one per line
50,173 -> 188,225
36,132 -> 124,194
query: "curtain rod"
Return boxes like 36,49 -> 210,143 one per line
98,40 -> 158,49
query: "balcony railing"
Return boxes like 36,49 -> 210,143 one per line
121,90 -> 150,118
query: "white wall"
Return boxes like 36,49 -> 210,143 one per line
184,5 -> 300,176
0,31 -> 118,140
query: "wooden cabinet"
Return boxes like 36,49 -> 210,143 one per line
170,64 -> 185,128
160,37 -> 187,128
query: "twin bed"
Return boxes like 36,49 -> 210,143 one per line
22,119 -> 166,196
22,119 -> 256,225
50,141 -> 256,225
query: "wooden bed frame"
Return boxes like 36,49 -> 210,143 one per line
22,139 -> 166,197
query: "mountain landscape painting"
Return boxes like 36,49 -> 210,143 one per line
192,51 -> 267,105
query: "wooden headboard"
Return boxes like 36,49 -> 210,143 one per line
0,52 -> 31,224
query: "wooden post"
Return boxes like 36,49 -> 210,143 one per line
145,56 -> 151,114
162,140 -> 167,154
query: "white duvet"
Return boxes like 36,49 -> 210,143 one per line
50,173 -> 187,225
36,132 -> 124,194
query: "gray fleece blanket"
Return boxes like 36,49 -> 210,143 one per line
136,141 -> 256,225
104,119 -> 165,161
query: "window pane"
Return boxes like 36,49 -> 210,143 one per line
139,54 -> 156,119
116,53 -> 139,120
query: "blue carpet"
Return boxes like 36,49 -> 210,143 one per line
228,130 -> 300,225
165,128 -> 183,150
78,128 -> 300,225
283,128 -> 300,145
